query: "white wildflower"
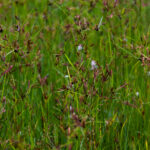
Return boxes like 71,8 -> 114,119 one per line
65,75 -> 69,78
91,60 -> 97,70
135,92 -> 139,97
77,44 -> 83,51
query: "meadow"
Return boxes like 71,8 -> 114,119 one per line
0,0 -> 150,149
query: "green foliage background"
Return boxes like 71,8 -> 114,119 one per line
0,0 -> 150,149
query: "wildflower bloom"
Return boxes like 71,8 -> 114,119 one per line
77,44 -> 83,51
70,106 -> 73,111
136,92 -> 139,97
91,60 -> 97,70
65,75 -> 69,78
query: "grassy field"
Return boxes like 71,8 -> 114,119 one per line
0,0 -> 150,149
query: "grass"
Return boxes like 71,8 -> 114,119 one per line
0,0 -> 150,149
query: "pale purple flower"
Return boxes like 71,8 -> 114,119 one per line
77,44 -> 83,51
70,106 -> 73,111
91,60 -> 97,70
